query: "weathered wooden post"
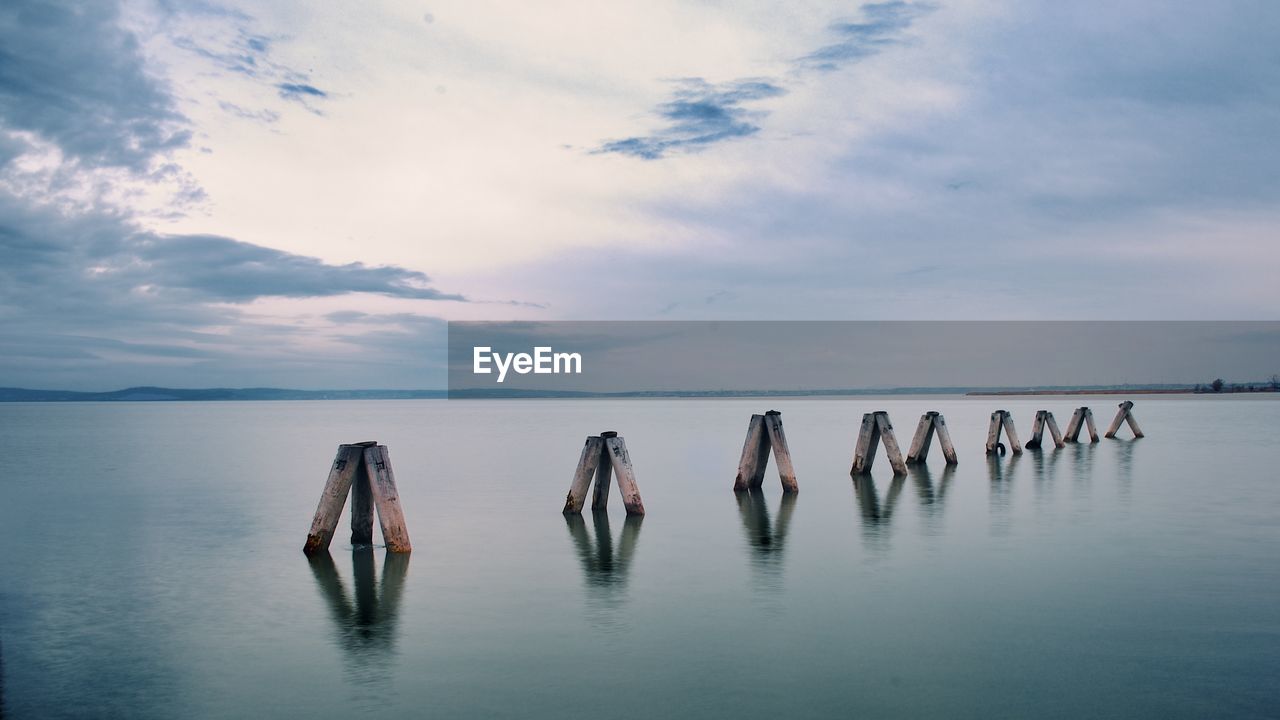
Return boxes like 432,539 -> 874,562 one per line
1025,410 -> 1065,449
851,411 -> 908,476
733,411 -> 799,492
304,441 -> 411,554
563,431 -> 645,515
905,411 -> 958,465
363,445 -> 412,553
591,433 -> 613,511
985,410 -> 1023,455
304,443 -> 365,555
351,449 -> 375,546
1063,406 -> 1100,443
563,436 -> 604,514
1105,400 -> 1145,439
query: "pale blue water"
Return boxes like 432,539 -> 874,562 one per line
1,397 -> 1278,718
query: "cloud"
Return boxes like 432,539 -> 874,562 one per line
798,1 -> 935,71
129,234 -> 464,302
0,0 -> 190,172
0,191 -> 464,306
0,187 -> 465,387
595,78 -> 785,159
593,1 -> 933,159
276,83 -> 328,100
275,82 -> 330,113
161,5 -> 332,119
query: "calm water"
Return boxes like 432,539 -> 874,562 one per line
1,397 -> 1278,718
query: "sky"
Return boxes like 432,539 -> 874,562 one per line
1,0 -> 1278,390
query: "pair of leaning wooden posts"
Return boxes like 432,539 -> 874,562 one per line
304,402 -> 1144,548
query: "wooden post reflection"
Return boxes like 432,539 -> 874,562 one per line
306,549 -> 410,684
735,488 -> 796,565
564,512 -> 643,607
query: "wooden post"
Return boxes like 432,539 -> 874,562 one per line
604,435 -> 645,515
985,410 -> 1022,455
934,413 -> 959,464
985,411 -> 1003,455
363,445 -> 412,553
851,413 -> 879,474
906,411 -> 958,466
906,413 -> 935,465
1001,411 -> 1022,454
348,441 -> 378,546
1124,408 -> 1144,438
1044,411 -> 1065,448
1105,400 -> 1144,439
1027,410 -> 1045,449
734,415 -> 771,491
1026,411 -> 1066,450
350,459 -> 375,546
763,411 -> 798,493
304,444 -> 365,555
875,412 -> 908,475
562,436 -> 603,514
851,411 -> 906,476
591,433 -> 614,511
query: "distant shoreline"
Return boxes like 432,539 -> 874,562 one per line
2,384 -> 1276,402
968,388 -> 1278,397
966,388 -> 1193,396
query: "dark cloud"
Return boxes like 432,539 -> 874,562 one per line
128,234 -> 464,302
0,189 -> 464,388
276,82 -> 330,113
595,78 -> 784,159
0,0 -> 190,171
594,2 -> 932,159
0,192 -> 464,308
277,83 -> 327,99
798,1 -> 935,71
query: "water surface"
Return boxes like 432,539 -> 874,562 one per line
1,397 -> 1277,718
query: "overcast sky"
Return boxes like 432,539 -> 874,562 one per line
2,0 -> 1278,389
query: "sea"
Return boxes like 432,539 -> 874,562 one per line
1,396 -> 1277,718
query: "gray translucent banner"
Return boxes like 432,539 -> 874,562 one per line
446,321 -> 1280,398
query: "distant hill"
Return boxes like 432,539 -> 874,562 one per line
0,387 -> 448,402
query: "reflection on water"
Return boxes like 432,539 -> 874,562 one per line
987,453 -> 1024,535
564,512 -> 643,621
307,550 -> 410,700
852,474 -> 906,552
852,466 -> 956,547
1113,438 -> 1138,502
1066,441 -> 1096,483
735,489 -> 796,591
908,464 -> 954,535
1028,446 -> 1064,484
1028,448 -> 1063,511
